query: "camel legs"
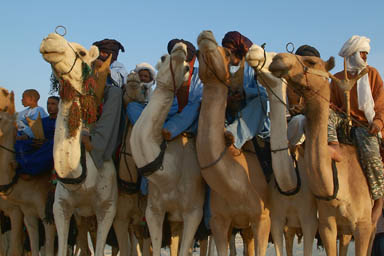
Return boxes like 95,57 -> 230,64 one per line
113,218 -> 130,256
319,216 -> 337,256
53,199 -> 73,256
354,222 -> 373,256
23,215 -> 40,256
241,227 -> 254,256
270,215 -> 285,256
8,209 -> 24,256
199,238 -> 208,256
145,206 -> 165,256
252,213 -> 271,256
94,206 -> 116,256
179,209 -> 203,256
210,215 -> 231,256
283,227 -> 296,256
299,210 -> 317,256
43,222 -> 56,256
338,234 -> 352,256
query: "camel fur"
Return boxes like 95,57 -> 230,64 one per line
269,53 -> 374,256
195,30 -> 270,256
0,91 -> 56,256
130,43 -> 205,256
40,33 -> 118,256
245,44 -> 318,256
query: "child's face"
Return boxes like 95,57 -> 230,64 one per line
21,94 -> 35,107
138,70 -> 152,83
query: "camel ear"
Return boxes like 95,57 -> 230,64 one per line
8,91 -> 15,115
325,57 -> 335,72
88,45 -> 100,63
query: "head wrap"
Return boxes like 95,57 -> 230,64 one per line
167,39 -> 196,62
339,35 -> 373,123
339,35 -> 370,58
295,45 -> 321,57
134,62 -> 156,81
222,31 -> 253,58
92,39 -> 125,63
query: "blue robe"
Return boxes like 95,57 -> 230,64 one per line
225,62 -> 270,148
15,116 -> 56,175
17,106 -> 48,138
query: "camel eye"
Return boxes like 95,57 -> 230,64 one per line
304,59 -> 316,66
79,51 -> 86,57
161,55 -> 167,62
185,66 -> 190,73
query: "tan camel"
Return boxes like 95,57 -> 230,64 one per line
40,33 -> 118,256
0,87 -> 14,112
0,200 -> 24,256
196,30 -> 270,256
269,53 -> 374,256
130,42 -> 205,256
246,44 -> 318,256
0,91 -> 56,256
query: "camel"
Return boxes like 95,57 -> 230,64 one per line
130,42 -> 205,256
0,90 -> 56,256
0,87 -> 13,112
269,52 -> 374,256
245,44 -> 318,256
195,30 -> 270,256
39,33 -> 118,256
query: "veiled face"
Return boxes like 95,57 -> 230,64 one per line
360,51 -> 368,62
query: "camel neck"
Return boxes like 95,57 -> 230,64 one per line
130,85 -> 175,168
0,125 -> 16,186
304,88 -> 335,196
266,80 -> 297,190
197,82 -> 227,167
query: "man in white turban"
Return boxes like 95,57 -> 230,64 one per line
328,35 -> 384,225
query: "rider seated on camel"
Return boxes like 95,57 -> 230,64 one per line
125,62 -> 157,123
15,96 -> 59,175
221,31 -> 270,149
328,35 -> 384,224
81,39 -> 127,170
16,89 -> 48,140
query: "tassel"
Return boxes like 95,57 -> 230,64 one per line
80,95 -> 97,124
82,63 -> 92,80
59,80 -> 77,102
83,76 -> 96,95
68,102 -> 81,138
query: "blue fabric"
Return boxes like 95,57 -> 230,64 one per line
17,106 -> 48,138
15,117 -> 56,175
109,61 -> 129,88
372,233 -> 384,256
163,67 -> 203,139
225,62 -> 270,148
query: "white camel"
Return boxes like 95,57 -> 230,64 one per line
130,43 -> 205,256
245,44 -> 318,256
40,33 -> 118,256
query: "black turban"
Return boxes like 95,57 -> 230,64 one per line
222,31 -> 253,59
92,39 -> 125,63
295,45 -> 321,58
167,39 -> 196,62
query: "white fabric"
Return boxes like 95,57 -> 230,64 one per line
134,62 -> 156,81
229,65 -> 240,75
110,61 -> 129,87
142,81 -> 156,102
287,114 -> 306,146
339,35 -> 374,123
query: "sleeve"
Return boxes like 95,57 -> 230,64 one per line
371,68 -> 384,128
243,64 -> 268,100
163,71 -> 203,139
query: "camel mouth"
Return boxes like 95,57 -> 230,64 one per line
269,57 -> 290,78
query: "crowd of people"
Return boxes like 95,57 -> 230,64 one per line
13,32 -> 384,254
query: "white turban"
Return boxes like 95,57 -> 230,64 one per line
339,35 -> 374,123
134,62 -> 156,81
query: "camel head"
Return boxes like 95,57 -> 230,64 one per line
40,33 -> 99,91
0,87 -> 15,115
155,42 -> 190,92
197,30 -> 231,86
269,53 -> 335,98
123,72 -> 146,105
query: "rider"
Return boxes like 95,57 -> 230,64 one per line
15,96 -> 59,175
81,39 -> 127,170
328,35 -> 384,224
221,31 -> 270,149
16,89 -> 48,140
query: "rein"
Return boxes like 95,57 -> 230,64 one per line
0,144 -> 15,154
0,173 -> 18,195
199,145 -> 228,170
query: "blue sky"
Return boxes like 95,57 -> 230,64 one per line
1,0 -> 383,112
